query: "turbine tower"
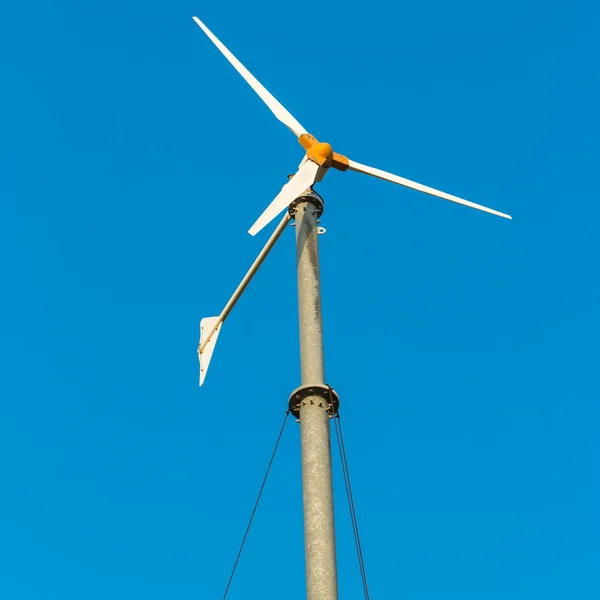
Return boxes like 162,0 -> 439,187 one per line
192,15 -> 511,600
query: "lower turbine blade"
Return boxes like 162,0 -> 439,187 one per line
347,159 -> 512,220
248,160 -> 321,236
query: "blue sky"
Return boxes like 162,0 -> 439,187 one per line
1,0 -> 598,598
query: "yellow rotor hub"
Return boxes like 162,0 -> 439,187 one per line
298,133 -> 349,171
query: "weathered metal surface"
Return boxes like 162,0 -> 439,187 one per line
295,199 -> 338,600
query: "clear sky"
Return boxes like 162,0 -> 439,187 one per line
1,1 -> 598,598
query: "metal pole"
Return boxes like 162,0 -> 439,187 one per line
295,197 -> 338,600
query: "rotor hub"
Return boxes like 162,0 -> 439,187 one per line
298,133 -> 350,171
311,142 -> 334,165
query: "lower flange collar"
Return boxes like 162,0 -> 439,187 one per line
288,384 -> 340,419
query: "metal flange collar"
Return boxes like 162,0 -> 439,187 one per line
288,384 -> 340,419
288,187 -> 324,220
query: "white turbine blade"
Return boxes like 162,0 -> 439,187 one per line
198,317 -> 222,386
192,16 -> 307,138
348,160 -> 512,220
249,160 -> 320,236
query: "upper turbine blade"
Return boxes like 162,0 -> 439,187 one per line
192,16 -> 307,138
347,160 -> 512,220
249,160 -> 320,236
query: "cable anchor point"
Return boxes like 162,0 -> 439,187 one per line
288,384 -> 340,419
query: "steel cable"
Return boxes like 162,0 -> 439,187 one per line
221,410 -> 290,600
334,412 -> 371,600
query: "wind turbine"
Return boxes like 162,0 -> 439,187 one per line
192,16 -> 511,240
192,15 -> 511,600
